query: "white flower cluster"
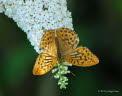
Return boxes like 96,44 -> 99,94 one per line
52,62 -> 72,89
0,0 -> 74,89
0,0 -> 73,53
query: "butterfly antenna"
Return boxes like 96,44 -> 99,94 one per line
70,71 -> 76,76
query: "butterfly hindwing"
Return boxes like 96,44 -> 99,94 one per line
40,30 -> 57,56
63,46 -> 99,66
33,53 -> 57,75
56,28 -> 79,55
33,28 -> 99,76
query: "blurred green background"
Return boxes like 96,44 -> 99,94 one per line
0,0 -> 121,96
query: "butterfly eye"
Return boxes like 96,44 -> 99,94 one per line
74,40 -> 78,45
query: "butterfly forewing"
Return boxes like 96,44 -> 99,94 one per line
33,28 -> 99,76
40,30 -> 57,56
56,28 -> 79,55
63,46 -> 99,66
33,53 -> 57,75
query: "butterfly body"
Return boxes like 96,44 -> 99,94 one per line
33,28 -> 99,75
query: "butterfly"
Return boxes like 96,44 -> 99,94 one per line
33,28 -> 99,75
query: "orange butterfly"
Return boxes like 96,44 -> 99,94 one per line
33,28 -> 99,75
